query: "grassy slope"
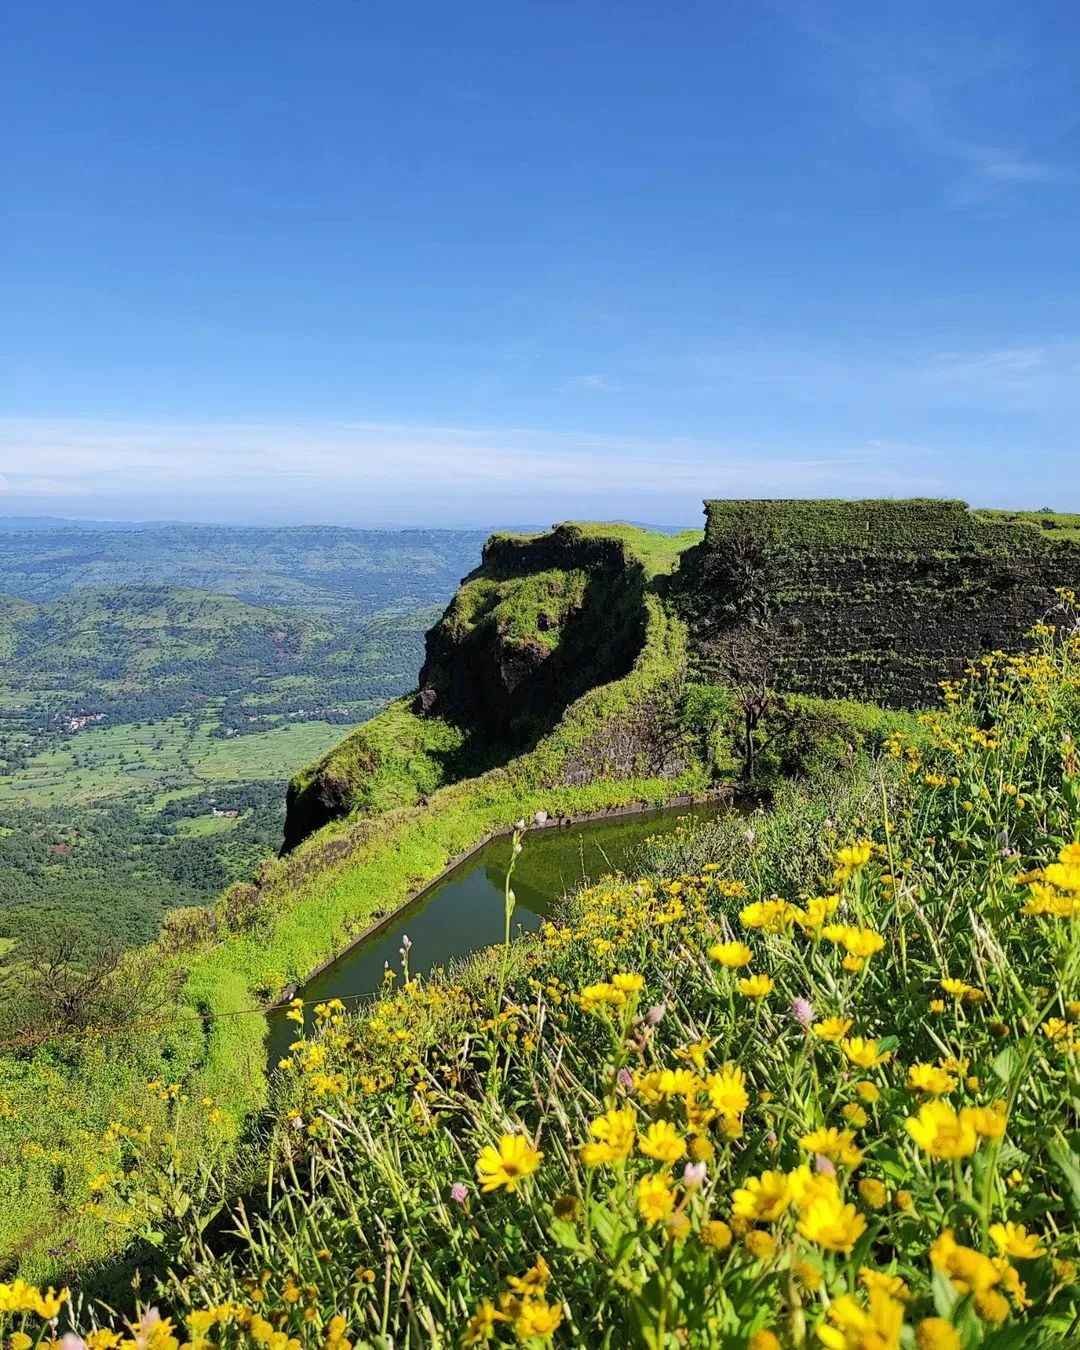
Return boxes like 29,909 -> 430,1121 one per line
975,508 -> 1080,543
1,524 -> 710,1278
286,525 -> 704,827
24,612 -> 1080,1346
0,519 -> 930,1280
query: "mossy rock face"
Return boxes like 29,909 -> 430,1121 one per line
416,528 -> 647,743
282,524 -> 685,848
675,499 -> 1080,708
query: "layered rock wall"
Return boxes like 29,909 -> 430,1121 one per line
676,499 -> 1080,707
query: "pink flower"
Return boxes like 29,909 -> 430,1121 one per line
450,1182 -> 468,1204
645,1002 -> 666,1026
814,1154 -> 836,1176
616,1067 -> 634,1091
791,997 -> 813,1028
683,1161 -> 707,1189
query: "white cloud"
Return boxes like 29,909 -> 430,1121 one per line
0,415 -> 941,523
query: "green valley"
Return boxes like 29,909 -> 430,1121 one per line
0,524 -> 488,956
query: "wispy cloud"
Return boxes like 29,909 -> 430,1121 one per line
788,10 -> 1072,205
883,71 -> 1068,200
0,416 -> 942,524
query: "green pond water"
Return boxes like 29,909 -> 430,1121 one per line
267,802 -> 724,1065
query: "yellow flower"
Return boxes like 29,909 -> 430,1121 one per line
708,940 -> 753,967
860,1269 -> 909,1300
475,1134 -> 542,1192
739,899 -> 798,933
818,1291 -> 904,1350
706,1063 -> 748,1117
611,971 -> 644,994
700,1219 -> 732,1250
989,1221 -> 1044,1260
792,1259 -> 824,1291
636,1173 -> 675,1225
812,1017 -> 853,1043
940,977 -> 978,999
930,1230 -> 1001,1296
855,1080 -> 880,1103
1043,860 -> 1080,892
744,1230 -> 777,1260
786,1165 -> 838,1212
915,1319 -> 961,1350
842,1104 -> 869,1127
578,982 -> 625,1014
905,1101 -> 979,1159
965,1104 -> 1007,1139
31,1287 -> 69,1320
834,841 -> 874,872
799,1126 -> 863,1166
795,895 -> 840,930
462,1298 -> 504,1344
638,1120 -> 686,1164
512,1299 -> 562,1340
833,927 -> 886,959
906,1064 -> 956,1096
732,1170 -> 790,1223
748,1333 -> 781,1350
974,1289 -> 1010,1325
841,1037 -> 891,1069
689,1134 -> 715,1162
796,1191 -> 867,1252
579,1107 -> 635,1166
857,1178 -> 888,1210
635,1067 -> 699,1102
737,973 -> 774,999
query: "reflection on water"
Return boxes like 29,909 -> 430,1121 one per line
267,802 -> 723,1065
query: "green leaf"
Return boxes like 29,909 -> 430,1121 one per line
932,1267 -> 959,1320
548,1217 -> 584,1253
991,1046 -> 1019,1084
874,1145 -> 908,1183
1047,1133 -> 1080,1217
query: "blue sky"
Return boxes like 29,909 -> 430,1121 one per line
4,0 -> 1080,526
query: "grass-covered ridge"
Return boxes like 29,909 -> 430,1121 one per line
0,523 -> 720,1280
283,523 -> 702,847
9,593 -> 1080,1346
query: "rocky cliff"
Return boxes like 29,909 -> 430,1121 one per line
283,523 -> 697,848
284,501 -> 1080,851
673,498 -> 1080,707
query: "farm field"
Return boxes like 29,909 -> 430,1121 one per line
0,709 -> 353,806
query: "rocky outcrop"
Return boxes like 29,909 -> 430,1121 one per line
413,525 -> 647,744
673,499 -> 1080,708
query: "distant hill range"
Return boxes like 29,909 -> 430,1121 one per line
0,584 -> 437,737
0,521 -> 490,616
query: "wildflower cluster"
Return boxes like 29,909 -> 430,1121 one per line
23,604 -> 1080,1346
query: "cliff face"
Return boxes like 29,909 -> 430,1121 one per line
414,527 -> 647,744
283,524 -> 681,849
673,499 -> 1080,707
